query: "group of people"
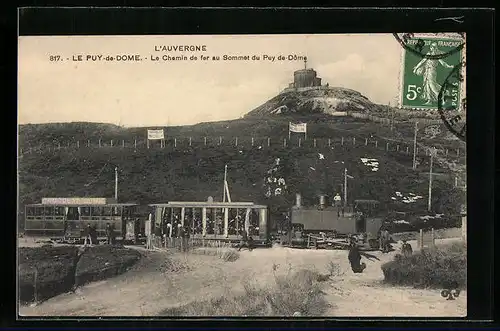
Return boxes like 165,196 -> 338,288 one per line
82,223 -> 116,246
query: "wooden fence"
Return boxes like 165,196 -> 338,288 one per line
18,135 -> 465,160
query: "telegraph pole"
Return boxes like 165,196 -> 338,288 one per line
114,167 -> 118,202
223,164 -> 228,202
344,168 -> 348,207
412,121 -> 418,170
427,148 -> 435,212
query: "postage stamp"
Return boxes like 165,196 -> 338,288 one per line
17,32 -> 467,318
398,34 -> 465,111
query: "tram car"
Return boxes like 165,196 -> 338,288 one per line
149,197 -> 271,246
24,197 -> 144,243
289,194 -> 384,240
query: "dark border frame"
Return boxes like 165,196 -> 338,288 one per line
3,6 -> 496,329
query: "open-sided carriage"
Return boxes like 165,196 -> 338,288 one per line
24,197 -> 144,243
149,199 -> 271,246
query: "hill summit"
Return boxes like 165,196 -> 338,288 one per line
245,86 -> 386,118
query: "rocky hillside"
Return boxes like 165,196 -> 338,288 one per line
245,87 -> 386,118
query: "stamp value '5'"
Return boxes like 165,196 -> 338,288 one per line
399,35 -> 464,111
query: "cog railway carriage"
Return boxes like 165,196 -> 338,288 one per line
149,199 -> 270,246
24,197 -> 143,243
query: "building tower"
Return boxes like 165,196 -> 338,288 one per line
291,58 -> 322,88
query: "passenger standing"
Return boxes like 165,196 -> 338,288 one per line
401,240 -> 413,257
105,223 -> 112,245
83,224 -> 92,246
380,229 -> 390,253
334,193 -> 342,217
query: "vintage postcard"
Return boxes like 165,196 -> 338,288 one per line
18,33 -> 467,318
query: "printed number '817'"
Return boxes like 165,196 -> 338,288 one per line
49,55 -> 61,62
406,85 -> 422,101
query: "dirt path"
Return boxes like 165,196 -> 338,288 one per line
19,240 -> 466,317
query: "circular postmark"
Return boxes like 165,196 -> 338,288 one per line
437,61 -> 466,142
393,33 -> 465,60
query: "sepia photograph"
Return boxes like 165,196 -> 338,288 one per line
17,33 -> 467,318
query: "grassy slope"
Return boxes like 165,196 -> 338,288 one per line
18,118 -> 465,229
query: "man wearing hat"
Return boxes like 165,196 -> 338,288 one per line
348,242 -> 366,273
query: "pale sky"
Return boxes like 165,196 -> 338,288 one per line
18,34 -> 403,127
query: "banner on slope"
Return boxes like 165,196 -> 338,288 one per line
147,129 -> 165,140
289,122 -> 307,133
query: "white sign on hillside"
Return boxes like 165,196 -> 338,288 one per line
289,122 -> 307,133
147,129 -> 165,140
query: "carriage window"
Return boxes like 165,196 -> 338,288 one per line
91,206 -> 103,216
102,207 -> 112,216
54,206 -> 65,215
192,208 -> 203,235
80,207 -> 91,216
228,209 -> 239,235
250,209 -> 259,236
205,208 -> 214,235
26,206 -> 35,216
112,206 -> 121,216
44,206 -> 54,216
34,207 -> 43,216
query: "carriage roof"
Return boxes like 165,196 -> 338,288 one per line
26,203 -> 138,207
149,202 -> 267,209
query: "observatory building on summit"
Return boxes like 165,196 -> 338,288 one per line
288,58 -> 322,88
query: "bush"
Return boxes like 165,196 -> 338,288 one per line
158,267 -> 330,316
381,242 -> 466,289
191,244 -> 240,262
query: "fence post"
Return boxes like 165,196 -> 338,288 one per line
122,140 -> 125,148
20,148 -> 23,155
251,137 -> 254,147
58,143 -> 61,150
445,149 -> 448,156
341,137 -> 344,146
328,138 -> 331,147
313,139 -> 316,148
99,139 -> 101,148
365,138 -> 368,146
375,140 -> 378,148
396,145 -> 400,152
353,137 -> 356,146
416,147 -> 419,155
386,142 -> 389,151
174,138 -> 177,148
454,176 -> 458,187
77,141 -> 80,148
111,140 -> 113,147
219,136 -> 222,145
418,229 -> 423,249
284,138 -> 286,147
235,137 -> 238,147
406,146 -> 409,154
189,137 -> 192,147
87,140 -> 90,147
457,149 -> 460,157
134,139 -> 137,149
298,138 -> 301,147
267,138 -> 270,147
204,137 -> 207,146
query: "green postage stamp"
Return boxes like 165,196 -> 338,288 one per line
399,34 -> 465,110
